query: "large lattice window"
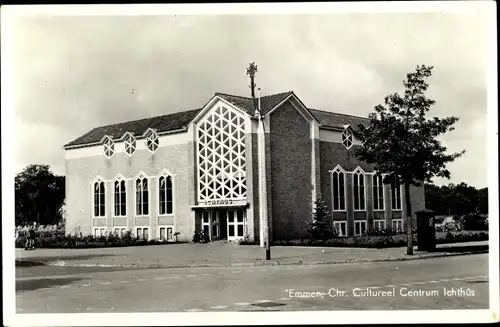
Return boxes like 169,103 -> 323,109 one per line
93,178 -> 106,217
159,175 -> 173,215
197,105 -> 247,201
114,178 -> 126,216
136,175 -> 149,216
353,168 -> 366,211
331,166 -> 346,211
373,173 -> 385,211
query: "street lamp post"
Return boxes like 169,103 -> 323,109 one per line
247,63 -> 270,260
256,88 -> 271,260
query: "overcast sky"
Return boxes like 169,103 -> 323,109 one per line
7,5 -> 491,188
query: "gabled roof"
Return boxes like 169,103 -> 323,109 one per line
64,108 -> 201,148
215,91 -> 293,116
309,109 -> 369,130
64,91 -> 370,148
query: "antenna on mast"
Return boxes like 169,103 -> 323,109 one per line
246,62 -> 258,98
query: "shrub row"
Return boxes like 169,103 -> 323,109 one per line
239,230 -> 488,248
15,230 -> 179,249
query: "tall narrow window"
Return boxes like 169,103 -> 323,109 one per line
373,174 -> 385,211
124,134 -> 136,156
93,180 -> 105,217
146,130 -> 159,153
391,177 -> 402,210
353,169 -> 366,210
103,137 -> 115,158
342,127 -> 353,149
332,167 -> 346,211
114,180 -> 126,216
136,177 -> 149,216
159,175 -> 173,215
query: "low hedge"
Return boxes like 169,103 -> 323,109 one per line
239,230 -> 488,248
15,231 -> 178,249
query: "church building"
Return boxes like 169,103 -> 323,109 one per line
63,66 -> 425,242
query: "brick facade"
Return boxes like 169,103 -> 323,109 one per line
269,101 -> 312,240
65,140 -> 195,242
64,93 -> 426,243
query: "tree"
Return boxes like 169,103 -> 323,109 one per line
477,187 -> 488,214
354,65 -> 465,255
424,182 -> 488,216
308,196 -> 333,239
15,164 -> 65,226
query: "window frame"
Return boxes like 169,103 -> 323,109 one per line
103,136 -> 115,159
159,225 -> 175,242
391,177 -> 403,211
392,219 -> 403,231
146,129 -> 160,153
92,178 -> 106,218
330,166 -> 346,212
113,176 -> 127,217
373,219 -> 386,231
341,126 -> 354,149
196,104 -> 248,202
333,221 -> 347,237
124,133 -> 137,156
136,227 -> 149,240
135,173 -> 150,217
158,171 -> 174,216
354,220 -> 367,236
352,168 -> 366,211
372,173 -> 385,211
94,228 -> 106,237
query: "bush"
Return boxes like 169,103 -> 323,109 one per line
462,214 -> 488,231
237,230 -> 487,249
307,196 -> 333,239
15,228 -> 177,249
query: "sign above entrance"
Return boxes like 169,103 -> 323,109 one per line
196,199 -> 247,207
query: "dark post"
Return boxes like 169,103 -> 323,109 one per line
416,209 -> 436,252
246,62 -> 258,98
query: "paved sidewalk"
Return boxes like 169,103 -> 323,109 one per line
15,241 -> 488,269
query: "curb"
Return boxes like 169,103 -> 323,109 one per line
16,249 -> 488,270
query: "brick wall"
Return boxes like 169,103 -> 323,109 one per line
65,138 -> 195,242
319,138 -> 425,234
269,102 -> 312,240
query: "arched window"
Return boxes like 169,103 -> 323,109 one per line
159,175 -> 173,215
93,179 -> 105,217
124,134 -> 137,156
331,166 -> 346,211
114,179 -> 126,216
372,173 -> 385,211
136,176 -> 149,216
103,137 -> 115,158
391,176 -> 402,210
353,168 -> 366,211
146,129 -> 159,153
342,126 -> 353,149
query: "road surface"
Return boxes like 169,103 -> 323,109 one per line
15,254 -> 489,313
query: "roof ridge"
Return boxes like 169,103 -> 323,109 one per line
261,90 -> 293,98
214,92 -> 253,100
309,108 -> 369,120
95,108 -> 202,131
215,91 -> 294,100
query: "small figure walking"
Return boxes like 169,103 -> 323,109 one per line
25,223 -> 36,250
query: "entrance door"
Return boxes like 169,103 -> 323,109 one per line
227,209 -> 246,241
